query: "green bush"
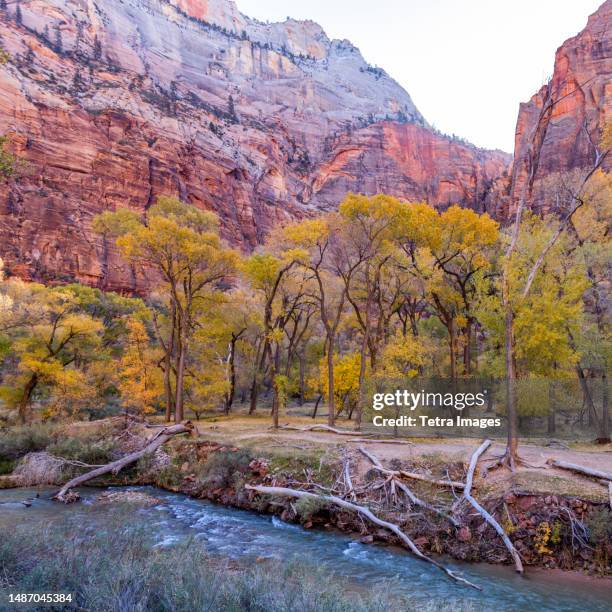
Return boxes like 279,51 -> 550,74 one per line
197,448 -> 253,489
155,464 -> 183,489
0,457 -> 15,475
47,436 -> 116,465
0,424 -> 56,460
295,495 -> 327,522
587,507 -> 612,546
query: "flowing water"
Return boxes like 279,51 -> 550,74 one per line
0,486 -> 610,611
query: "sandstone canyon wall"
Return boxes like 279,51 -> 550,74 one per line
511,0 -> 611,213
0,0 -> 510,291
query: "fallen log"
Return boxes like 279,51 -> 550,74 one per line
346,438 -> 412,445
461,440 -> 523,574
245,484 -> 480,590
277,424 -> 372,436
54,423 -> 193,503
276,424 -> 412,444
397,469 -> 465,489
358,447 -> 460,528
342,455 -> 356,501
546,459 -> 612,482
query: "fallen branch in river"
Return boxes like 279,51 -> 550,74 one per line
245,484 -> 480,590
546,459 -> 612,482
54,422 -> 193,503
358,446 -> 460,527
461,440 -> 524,574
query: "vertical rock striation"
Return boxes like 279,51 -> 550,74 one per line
511,0 -> 611,214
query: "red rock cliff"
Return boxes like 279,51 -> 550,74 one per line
511,0 -> 611,213
0,0 -> 510,291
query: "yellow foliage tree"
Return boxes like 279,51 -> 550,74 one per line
118,318 -> 163,416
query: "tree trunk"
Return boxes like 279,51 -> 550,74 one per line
249,377 -> 259,415
354,332 -> 368,432
463,320 -> 472,375
576,364 -> 598,429
327,334 -> 336,427
504,303 -> 519,465
546,379 -> 556,434
18,374 -> 38,424
547,408 -> 556,434
163,353 -> 173,422
600,370 -> 609,442
224,337 -> 237,415
298,352 -> 306,406
449,321 -> 457,380
311,394 -> 322,418
174,339 -> 187,423
272,343 -> 281,429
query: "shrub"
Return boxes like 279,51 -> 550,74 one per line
0,457 -> 15,475
295,495 -> 327,522
0,424 -> 56,460
156,464 -> 183,489
47,436 -> 116,465
197,448 -> 253,489
587,507 -> 612,546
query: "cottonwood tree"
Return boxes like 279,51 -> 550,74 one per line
280,216 -> 351,426
94,197 -> 238,423
0,281 -> 104,423
242,251 -> 313,427
118,317 -> 163,417
427,206 -> 499,376
334,194 -> 408,429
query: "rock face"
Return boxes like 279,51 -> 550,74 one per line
0,0 -> 511,290
511,0 -> 611,213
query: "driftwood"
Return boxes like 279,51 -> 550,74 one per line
461,440 -> 524,573
358,447 -> 460,527
546,459 -> 612,482
54,423 -> 193,503
277,424 -> 372,436
246,484 -> 480,590
346,438 -> 412,445
276,424 -> 412,444
342,455 -> 356,501
396,470 -> 465,489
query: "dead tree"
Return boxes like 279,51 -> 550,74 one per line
54,423 -> 192,502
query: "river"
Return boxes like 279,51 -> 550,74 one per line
0,486 -> 609,611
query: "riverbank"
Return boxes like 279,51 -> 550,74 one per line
1,415 -> 610,577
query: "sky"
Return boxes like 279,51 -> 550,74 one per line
236,0 -> 602,153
